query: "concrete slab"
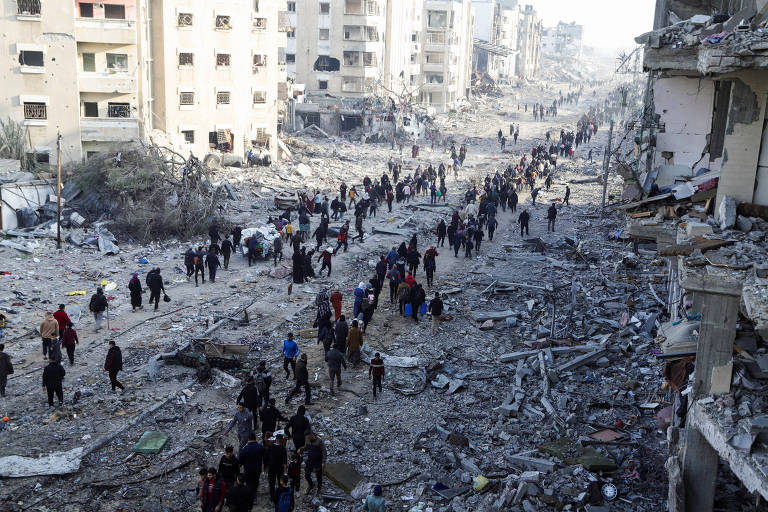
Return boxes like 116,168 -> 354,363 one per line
324,462 -> 365,494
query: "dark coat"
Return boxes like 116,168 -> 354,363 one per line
237,383 -> 261,410
42,362 -> 65,387
104,345 -> 123,371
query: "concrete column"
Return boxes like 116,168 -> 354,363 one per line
680,276 -> 742,512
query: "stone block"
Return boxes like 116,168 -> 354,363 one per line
719,195 -> 737,230
324,462 -> 365,494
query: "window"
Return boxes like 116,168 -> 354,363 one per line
180,92 -> 195,105
253,54 -> 267,68
216,92 -> 231,105
83,102 -> 99,117
345,0 -> 361,15
17,0 -> 41,15
23,102 -> 47,120
253,18 -> 267,29
426,73 -> 443,84
287,1 -> 296,12
104,4 -> 126,19
366,26 -> 378,41
342,76 -> 363,92
286,53 -> 295,64
108,103 -> 130,118
216,53 -> 231,67
106,53 -> 128,71
286,27 -> 295,38
366,1 -> 379,15
319,28 -> 329,40
82,53 -> 95,72
425,53 -> 444,64
363,52 -> 376,67
79,2 -> 94,17
178,12 -> 193,26
320,3 -> 330,14
182,130 -> 195,144
178,52 -> 194,66
19,50 -> 43,67
318,80 -> 328,90
215,15 -> 232,29
343,51 -> 360,67
253,91 -> 266,104
86,151 -> 99,160
35,152 -> 50,164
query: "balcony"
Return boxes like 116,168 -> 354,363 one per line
75,18 -> 137,45
16,0 -> 41,20
79,72 -> 136,94
80,117 -> 138,142
423,61 -> 445,72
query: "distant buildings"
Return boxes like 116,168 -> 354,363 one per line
541,21 -> 584,59
471,1 -> 541,81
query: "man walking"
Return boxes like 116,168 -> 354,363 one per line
42,356 -> 65,407
61,322 -> 79,365
518,209 -> 530,236
206,250 -> 221,283
238,433 -> 265,500
428,292 -> 444,335
0,344 -> 13,397
146,268 -> 165,309
40,312 -> 58,359
104,340 -> 125,392
564,185 -> 571,206
281,332 -> 299,379
221,235 -> 234,270
53,304 -> 71,338
225,404 -> 255,450
547,202 -> 557,232
300,430 -> 327,496
237,376 -> 261,431
286,353 -> 311,405
325,346 -> 346,395
368,352 -> 384,397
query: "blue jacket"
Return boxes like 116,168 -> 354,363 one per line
282,339 -> 299,358
386,249 -> 398,267
353,287 -> 366,305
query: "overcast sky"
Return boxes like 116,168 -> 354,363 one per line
530,0 -> 657,51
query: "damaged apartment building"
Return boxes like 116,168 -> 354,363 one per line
285,0 -> 474,137
625,0 -> 768,510
0,0 -> 287,166
471,0 -> 542,82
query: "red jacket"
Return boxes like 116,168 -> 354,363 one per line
53,310 -> 71,331
369,357 -> 384,377
405,275 -> 416,287
61,328 -> 79,348
330,291 -> 342,310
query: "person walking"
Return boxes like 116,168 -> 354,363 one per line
225,473 -> 255,512
368,352 -> 384,398
436,219 -> 447,247
346,320 -> 362,366
281,333 -> 299,379
300,431 -> 327,496
61,322 -> 79,365
564,185 -> 571,206
128,273 -> 143,311
260,398 -> 288,437
42,356 -> 65,407
147,268 -> 165,309
206,250 -> 221,283
428,292 -> 444,335
195,247 -> 207,284
265,434 -> 287,503
0,344 -> 13,397
325,346 -> 346,394
217,445 -> 240,489
330,288 -> 343,321
40,312 -> 58,357
317,246 -> 333,277
104,340 -> 125,392
199,468 -> 227,512
487,216 -> 497,241
424,246 -> 438,287
53,304 -> 71,338
221,235 -> 234,270
518,209 -> 530,236
364,485 -> 386,512
285,353 -> 311,405
237,376 -> 261,431
273,236 -> 283,266
276,475 -> 295,512
225,404 -> 255,450
285,405 -> 311,452
88,288 -> 108,332
547,202 -> 557,232
238,433 -> 265,500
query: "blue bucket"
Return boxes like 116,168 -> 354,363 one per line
420,303 -> 427,315
404,303 -> 412,316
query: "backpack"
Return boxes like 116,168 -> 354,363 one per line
398,287 -> 410,301
277,488 -> 293,512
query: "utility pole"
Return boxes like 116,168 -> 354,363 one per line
56,132 -> 62,249
601,119 -> 615,209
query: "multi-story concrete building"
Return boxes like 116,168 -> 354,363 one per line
415,0 -> 474,112
74,0 -> 140,158
516,4 -> 540,79
145,0 -> 285,160
472,0 -> 520,81
0,0 -> 82,165
541,21 -> 584,59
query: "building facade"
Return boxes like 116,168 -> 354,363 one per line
0,0 -> 82,165
472,0 -> 520,80
541,21 -> 584,59
516,4 -> 540,79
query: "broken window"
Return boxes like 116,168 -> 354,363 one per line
320,3 -> 330,14
342,76 -> 363,92
425,52 -> 444,64
81,52 -> 95,71
302,113 -> 321,126
345,0 -> 362,15
19,50 -> 43,67
178,52 -> 194,66
344,25 -> 362,40
318,80 -> 328,90
313,56 -> 339,72
286,53 -> 295,64
426,73 -> 443,84
16,0 -> 41,15
709,80 -> 732,161
343,51 -> 360,67
83,102 -> 98,117
363,52 -> 377,67
79,2 -> 94,17
253,91 -> 266,104
253,54 -> 267,69
366,26 -> 379,41
179,92 -> 195,105
319,28 -> 330,40
106,53 -> 128,71
215,15 -> 232,29
182,130 -> 194,144
216,53 -> 231,67
253,17 -> 267,29
178,12 -> 193,26
108,103 -> 130,118
104,4 -> 125,19
427,10 -> 447,29
216,92 -> 231,105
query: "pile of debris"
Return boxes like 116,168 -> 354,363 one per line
472,73 -> 503,97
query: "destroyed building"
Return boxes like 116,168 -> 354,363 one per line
625,0 -> 768,510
